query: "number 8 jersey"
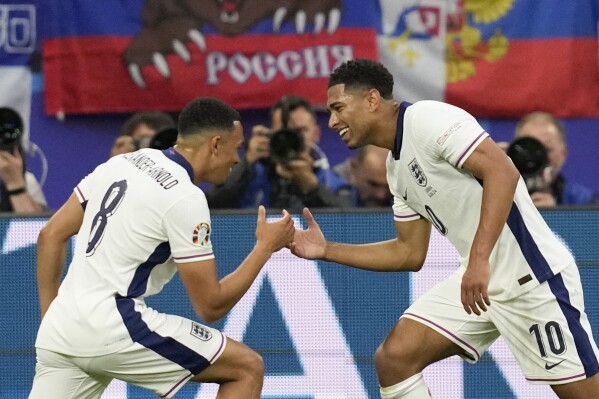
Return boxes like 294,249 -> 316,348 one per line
387,101 -> 574,301
36,148 -> 215,356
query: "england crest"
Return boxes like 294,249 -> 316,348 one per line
408,158 -> 427,186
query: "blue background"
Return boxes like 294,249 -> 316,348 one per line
1,209 -> 598,398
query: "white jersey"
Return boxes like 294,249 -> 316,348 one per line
36,148 -> 215,356
387,101 -> 574,300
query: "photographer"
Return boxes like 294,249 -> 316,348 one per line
0,107 -> 47,213
508,112 -> 598,207
109,111 -> 176,157
206,95 -> 348,210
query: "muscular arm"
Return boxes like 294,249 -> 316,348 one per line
37,194 -> 84,318
460,137 -> 520,314
178,207 -> 294,322
291,208 -> 431,272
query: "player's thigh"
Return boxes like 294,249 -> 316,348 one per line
191,337 -> 264,384
98,316 -> 227,398
29,349 -> 109,399
401,269 -> 499,364
491,264 -> 599,386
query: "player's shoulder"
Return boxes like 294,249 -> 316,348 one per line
409,100 -> 471,119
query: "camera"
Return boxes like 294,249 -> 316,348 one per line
506,136 -> 550,194
269,127 -> 305,166
136,127 -> 178,150
0,107 -> 23,151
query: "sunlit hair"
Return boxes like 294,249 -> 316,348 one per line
328,59 -> 394,100
178,97 -> 240,137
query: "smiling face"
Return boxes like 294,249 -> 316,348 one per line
209,121 -> 244,185
327,84 -> 373,149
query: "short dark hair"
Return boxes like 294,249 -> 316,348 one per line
178,97 -> 240,137
120,111 -> 175,136
270,95 -> 315,128
328,59 -> 394,100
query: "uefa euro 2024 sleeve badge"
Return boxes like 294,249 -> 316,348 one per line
192,222 -> 211,246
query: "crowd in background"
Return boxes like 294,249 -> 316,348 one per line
1,95 -> 597,215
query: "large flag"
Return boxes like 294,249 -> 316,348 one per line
42,0 -> 378,115
377,0 -> 599,117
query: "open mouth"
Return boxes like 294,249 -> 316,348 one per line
339,127 -> 349,138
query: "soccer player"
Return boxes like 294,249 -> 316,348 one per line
289,59 -> 599,398
30,97 -> 295,399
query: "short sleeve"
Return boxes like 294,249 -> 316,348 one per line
73,163 -> 108,206
163,192 -> 215,263
410,101 -> 488,168
392,197 -> 421,222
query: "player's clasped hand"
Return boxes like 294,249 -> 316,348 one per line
255,205 -> 295,253
460,260 -> 491,316
289,207 -> 327,260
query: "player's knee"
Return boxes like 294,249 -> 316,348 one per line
375,339 -> 421,373
239,349 -> 264,380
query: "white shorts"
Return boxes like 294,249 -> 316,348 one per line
29,315 -> 226,399
402,263 -> 599,385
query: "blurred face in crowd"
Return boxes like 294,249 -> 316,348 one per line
517,120 -> 567,177
351,146 -> 391,206
272,107 -> 321,144
131,122 -> 157,140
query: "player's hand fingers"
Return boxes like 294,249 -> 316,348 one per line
461,288 -> 471,315
474,291 -> 487,313
482,286 -> 491,307
257,205 -> 266,225
303,207 -> 317,228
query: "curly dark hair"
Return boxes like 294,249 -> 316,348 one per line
328,59 -> 394,100
178,97 -> 241,137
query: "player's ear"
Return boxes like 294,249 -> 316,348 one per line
209,134 -> 222,155
367,88 -> 381,111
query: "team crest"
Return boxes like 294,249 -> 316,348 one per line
192,222 -> 211,246
408,158 -> 427,186
190,322 -> 213,341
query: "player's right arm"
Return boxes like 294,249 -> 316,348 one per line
37,193 -> 84,318
290,207 -> 431,272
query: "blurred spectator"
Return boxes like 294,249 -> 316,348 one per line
513,111 -> 598,207
110,111 -> 176,157
0,107 -> 47,213
334,145 -> 392,207
206,95 -> 348,210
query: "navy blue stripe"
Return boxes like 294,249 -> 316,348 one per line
547,273 -> 599,378
81,200 -> 88,210
505,204 -> 554,283
127,242 -> 171,298
392,102 -> 411,160
116,297 -> 210,375
162,147 -> 194,181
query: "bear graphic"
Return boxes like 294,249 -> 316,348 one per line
123,0 -> 342,88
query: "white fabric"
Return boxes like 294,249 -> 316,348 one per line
380,373 -> 432,398
402,263 -> 598,384
25,171 -> 47,208
36,148 -> 215,356
387,100 -> 574,300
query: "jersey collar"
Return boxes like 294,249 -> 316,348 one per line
162,147 -> 194,181
392,101 -> 412,160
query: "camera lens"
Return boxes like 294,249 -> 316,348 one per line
269,128 -> 304,165
506,137 -> 548,175
0,107 -> 23,151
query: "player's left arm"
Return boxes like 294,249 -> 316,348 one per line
460,137 -> 520,315
37,193 -> 84,318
